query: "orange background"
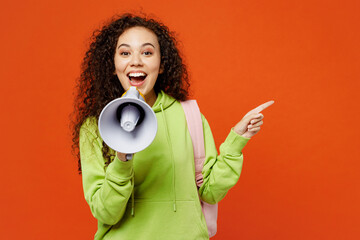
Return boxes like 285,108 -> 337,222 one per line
1,0 -> 359,239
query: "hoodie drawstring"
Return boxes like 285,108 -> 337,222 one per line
160,103 -> 177,212
131,175 -> 135,216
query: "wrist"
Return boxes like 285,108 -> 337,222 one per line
232,127 -> 245,136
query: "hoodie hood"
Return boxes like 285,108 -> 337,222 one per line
151,91 -> 176,113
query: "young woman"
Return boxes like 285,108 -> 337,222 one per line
72,13 -> 273,240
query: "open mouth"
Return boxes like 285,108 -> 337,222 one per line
128,72 -> 147,85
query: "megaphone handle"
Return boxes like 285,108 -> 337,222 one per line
126,154 -> 134,161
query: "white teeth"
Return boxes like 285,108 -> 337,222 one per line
128,72 -> 146,77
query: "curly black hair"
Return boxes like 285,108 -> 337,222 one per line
71,13 -> 190,174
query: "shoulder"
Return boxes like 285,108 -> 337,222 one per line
80,116 -> 99,138
179,100 -> 212,130
180,99 -> 207,117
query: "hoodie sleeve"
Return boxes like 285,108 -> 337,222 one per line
198,115 -> 250,204
79,118 -> 134,225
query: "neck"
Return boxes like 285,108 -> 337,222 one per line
145,90 -> 157,107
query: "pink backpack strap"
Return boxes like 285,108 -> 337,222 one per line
180,100 -> 205,187
181,100 -> 218,238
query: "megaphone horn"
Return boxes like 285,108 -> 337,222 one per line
98,87 -> 158,154
117,103 -> 145,132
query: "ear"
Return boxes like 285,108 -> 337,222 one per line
159,64 -> 164,74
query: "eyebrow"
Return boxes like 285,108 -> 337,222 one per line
118,43 -> 156,49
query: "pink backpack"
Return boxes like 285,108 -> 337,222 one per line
181,100 -> 218,238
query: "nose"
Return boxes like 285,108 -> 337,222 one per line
130,52 -> 143,66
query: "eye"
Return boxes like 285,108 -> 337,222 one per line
143,51 -> 153,56
120,51 -> 130,56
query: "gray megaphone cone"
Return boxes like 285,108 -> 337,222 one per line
98,87 -> 158,154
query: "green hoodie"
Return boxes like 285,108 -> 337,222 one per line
80,91 -> 249,239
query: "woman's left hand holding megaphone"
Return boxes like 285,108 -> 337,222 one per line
117,152 -> 129,162
234,100 -> 274,139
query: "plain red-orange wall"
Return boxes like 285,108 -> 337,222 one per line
1,0 -> 359,239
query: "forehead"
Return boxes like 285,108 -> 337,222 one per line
117,26 -> 159,48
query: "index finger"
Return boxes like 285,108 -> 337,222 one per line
247,100 -> 275,115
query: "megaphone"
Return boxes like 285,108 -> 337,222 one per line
98,87 -> 158,155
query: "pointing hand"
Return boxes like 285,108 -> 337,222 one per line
234,100 -> 274,138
